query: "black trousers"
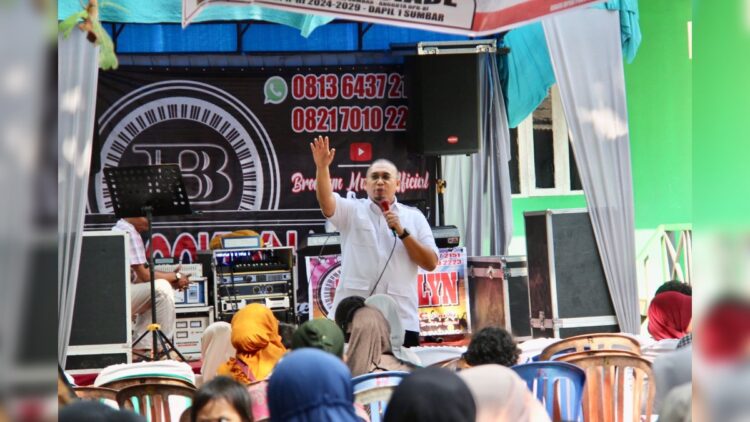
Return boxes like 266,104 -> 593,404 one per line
403,330 -> 421,347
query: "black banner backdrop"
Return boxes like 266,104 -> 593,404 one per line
84,65 -> 434,313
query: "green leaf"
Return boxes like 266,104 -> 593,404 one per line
58,10 -> 88,38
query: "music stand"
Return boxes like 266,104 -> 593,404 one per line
104,164 -> 192,361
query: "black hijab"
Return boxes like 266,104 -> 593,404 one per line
384,367 -> 476,422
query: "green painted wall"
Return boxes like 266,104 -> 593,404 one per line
625,0 -> 692,229
510,0 -> 693,237
693,0 -> 750,229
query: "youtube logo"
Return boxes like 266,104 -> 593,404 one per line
349,142 -> 372,162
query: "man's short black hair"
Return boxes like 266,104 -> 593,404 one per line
463,326 -> 520,367
655,280 -> 692,297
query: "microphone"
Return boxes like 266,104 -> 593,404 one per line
380,200 -> 397,237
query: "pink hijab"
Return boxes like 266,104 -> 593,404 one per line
459,365 -> 551,422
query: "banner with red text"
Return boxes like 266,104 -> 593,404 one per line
87,65 -> 431,313
418,246 -> 470,336
306,247 -> 470,336
184,0 -> 603,36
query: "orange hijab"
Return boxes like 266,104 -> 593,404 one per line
217,304 -> 286,383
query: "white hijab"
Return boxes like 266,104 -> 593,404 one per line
365,294 -> 422,366
199,321 -> 235,386
459,364 -> 551,422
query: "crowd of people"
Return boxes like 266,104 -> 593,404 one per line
59,279 -> 750,422
190,299 -> 546,422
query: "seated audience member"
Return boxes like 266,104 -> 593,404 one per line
277,322 -> 297,350
459,364 -> 550,422
648,291 -> 692,341
653,345 -> 692,413
268,348 -> 360,422
365,294 -> 422,366
218,304 -> 287,384
59,401 -> 145,422
334,295 -> 366,341
384,367 -> 475,422
291,318 -> 345,358
200,322 -> 235,386
346,306 -> 415,377
191,376 -> 254,422
655,280 -> 692,297
463,326 -> 520,367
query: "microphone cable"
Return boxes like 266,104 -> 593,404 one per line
369,234 -> 398,296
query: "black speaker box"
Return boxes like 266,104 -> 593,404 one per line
66,231 -> 132,371
524,209 -> 619,338
405,54 -> 484,155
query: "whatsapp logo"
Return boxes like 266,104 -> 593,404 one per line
264,76 -> 288,104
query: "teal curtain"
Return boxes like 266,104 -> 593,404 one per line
502,0 -> 642,128
58,0 -> 333,37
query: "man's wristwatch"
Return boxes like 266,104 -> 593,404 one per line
174,272 -> 182,282
398,228 -> 410,240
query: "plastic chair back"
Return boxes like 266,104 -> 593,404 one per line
351,371 -> 409,422
116,383 -> 195,422
540,334 -> 641,361
74,386 -> 119,408
558,353 -> 655,422
512,361 -> 586,422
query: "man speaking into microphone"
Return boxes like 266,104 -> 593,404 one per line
310,135 -> 439,347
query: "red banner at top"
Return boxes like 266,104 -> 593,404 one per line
184,0 -> 604,36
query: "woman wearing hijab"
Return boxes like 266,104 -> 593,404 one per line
384,367 -> 475,422
334,295 -> 366,341
199,322 -> 236,386
346,306 -> 414,377
364,295 -> 422,366
268,348 -> 360,422
648,291 -> 692,340
218,304 -> 287,383
459,365 -> 550,422
291,318 -> 345,358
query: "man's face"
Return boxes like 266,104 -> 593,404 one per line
365,162 -> 400,203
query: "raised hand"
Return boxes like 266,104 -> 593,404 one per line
310,135 -> 336,169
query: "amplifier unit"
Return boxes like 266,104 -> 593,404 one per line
217,281 -> 289,297
217,271 -> 292,285
213,247 -> 297,323
219,295 -> 290,312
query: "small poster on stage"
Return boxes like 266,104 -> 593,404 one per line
306,254 -> 342,320
418,247 -> 471,336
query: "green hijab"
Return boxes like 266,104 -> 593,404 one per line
291,318 -> 345,358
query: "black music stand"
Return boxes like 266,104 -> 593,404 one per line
104,164 -> 192,361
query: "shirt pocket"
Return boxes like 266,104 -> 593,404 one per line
350,216 -> 376,247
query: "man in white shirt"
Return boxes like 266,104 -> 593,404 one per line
113,217 -> 191,354
310,135 -> 439,346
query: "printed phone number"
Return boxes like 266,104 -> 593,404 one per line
291,73 -> 405,101
291,105 -> 407,133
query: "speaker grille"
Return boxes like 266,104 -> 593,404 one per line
406,54 -> 484,155
69,234 -> 129,346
